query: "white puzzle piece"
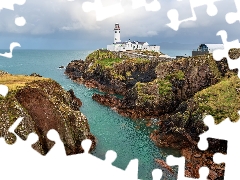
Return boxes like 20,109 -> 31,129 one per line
166,155 -> 209,180
167,0 -> 220,31
0,115 -> 145,180
212,30 -> 240,77
226,0 -> 240,24
82,0 -> 124,21
131,0 -> 161,12
198,115 -> 240,180
0,1 -> 26,58
0,84 -> 8,97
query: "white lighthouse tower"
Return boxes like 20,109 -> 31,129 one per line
114,23 -> 121,43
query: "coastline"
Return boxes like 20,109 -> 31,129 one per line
64,49 -> 240,179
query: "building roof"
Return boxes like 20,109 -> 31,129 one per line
115,42 -> 127,44
138,42 -> 146,45
131,41 -> 146,45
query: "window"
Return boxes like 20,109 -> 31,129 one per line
115,31 -> 117,33
119,31 -> 120,33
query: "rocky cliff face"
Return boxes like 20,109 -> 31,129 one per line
65,49 -> 171,95
92,55 -> 234,119
65,49 -> 239,179
0,72 -> 96,155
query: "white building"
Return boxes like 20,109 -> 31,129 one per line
107,23 -> 160,52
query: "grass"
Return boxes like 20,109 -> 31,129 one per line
194,75 -> 240,123
0,73 -> 48,91
95,58 -> 122,68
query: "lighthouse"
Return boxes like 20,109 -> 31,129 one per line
107,23 -> 160,52
114,23 -> 121,43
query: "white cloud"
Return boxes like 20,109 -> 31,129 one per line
0,0 -> 239,48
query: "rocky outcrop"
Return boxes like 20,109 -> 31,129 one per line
92,56 -> 235,119
65,49 -> 239,179
0,72 -> 96,155
65,49 -> 171,95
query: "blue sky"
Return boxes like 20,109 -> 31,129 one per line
0,0 -> 239,50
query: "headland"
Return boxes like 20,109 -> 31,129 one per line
65,48 -> 240,179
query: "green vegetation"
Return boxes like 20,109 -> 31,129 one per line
155,79 -> 172,96
86,50 -> 154,83
95,58 -> 122,68
194,75 -> 240,123
86,49 -> 124,63
166,70 -> 185,81
135,82 -> 157,104
135,78 -> 173,105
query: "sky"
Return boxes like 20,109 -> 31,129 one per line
0,0 -> 239,50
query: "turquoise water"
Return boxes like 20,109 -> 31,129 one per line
0,49 -> 180,180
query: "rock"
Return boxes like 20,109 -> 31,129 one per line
0,73 -> 96,155
30,73 -> 42,77
181,147 -> 225,180
194,154 -> 201,158
155,159 -> 174,173
68,89 -> 82,110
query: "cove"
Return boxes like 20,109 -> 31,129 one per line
0,49 -> 179,180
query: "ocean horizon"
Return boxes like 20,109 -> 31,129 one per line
0,48 -> 193,59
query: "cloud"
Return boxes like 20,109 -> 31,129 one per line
0,0 -> 239,49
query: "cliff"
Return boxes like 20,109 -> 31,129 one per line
65,49 -> 239,179
0,71 -> 96,155
65,49 -> 171,95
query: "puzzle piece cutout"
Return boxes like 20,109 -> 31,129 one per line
131,0 -> 161,12
0,0 -> 26,26
225,0 -> 240,25
0,84 -> 8,97
166,155 -> 209,180
0,0 -> 25,11
82,0 -> 161,21
0,1 -> 26,58
0,117 -> 164,180
0,42 -> 21,58
82,0 -> 124,21
198,114 -> 240,180
212,30 -> 240,77
167,0 -> 220,31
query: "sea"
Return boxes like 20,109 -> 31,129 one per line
0,49 -> 190,180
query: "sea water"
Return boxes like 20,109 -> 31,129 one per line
0,49 -> 183,180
